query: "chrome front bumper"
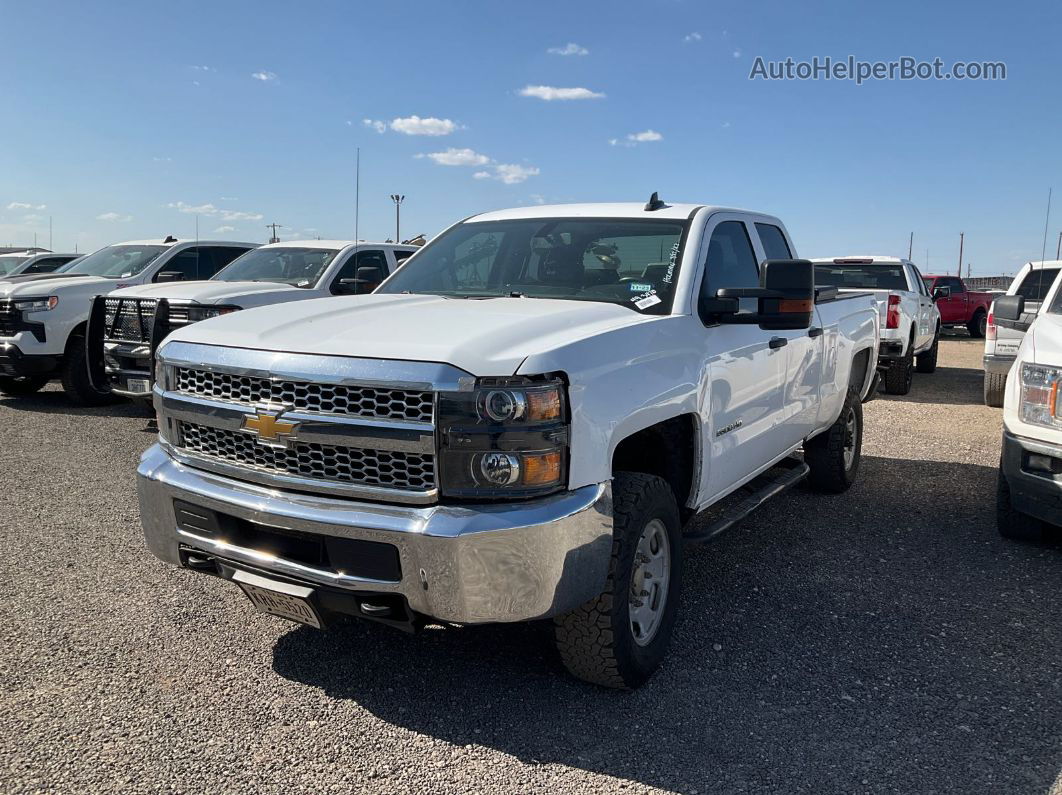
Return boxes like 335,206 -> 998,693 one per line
137,444 -> 614,624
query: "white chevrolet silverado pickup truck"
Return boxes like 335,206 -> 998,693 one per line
993,275 -> 1062,540
0,237 -> 256,403
88,240 -> 416,398
812,256 -> 941,394
137,199 -> 879,688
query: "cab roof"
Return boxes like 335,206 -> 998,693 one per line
467,202 -> 728,223
258,239 -> 414,249
810,256 -> 910,265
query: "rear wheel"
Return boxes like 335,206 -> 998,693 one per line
0,374 -> 50,396
553,473 -> 682,689
60,334 -> 116,407
967,310 -> 987,339
804,388 -> 863,493
996,466 -> 1043,542
916,331 -> 939,374
883,342 -> 914,395
983,372 -> 1007,408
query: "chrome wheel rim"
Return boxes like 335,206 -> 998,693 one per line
843,407 -> 858,470
629,519 -> 671,647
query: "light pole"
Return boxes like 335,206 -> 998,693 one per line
390,194 -> 405,242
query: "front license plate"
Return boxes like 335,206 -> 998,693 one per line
235,572 -> 322,628
127,377 -> 151,394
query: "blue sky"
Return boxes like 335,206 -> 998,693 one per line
2,0 -> 1061,275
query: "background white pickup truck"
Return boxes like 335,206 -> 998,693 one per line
812,256 -> 940,394
983,260 -> 1061,407
993,273 -> 1062,541
0,251 -> 82,279
0,237 -> 256,404
89,240 -> 416,398
137,199 -> 879,689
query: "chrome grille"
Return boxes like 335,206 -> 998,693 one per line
177,421 -> 435,492
174,367 -> 434,423
104,298 -> 156,343
0,300 -> 16,336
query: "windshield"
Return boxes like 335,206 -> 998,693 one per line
213,246 -> 340,287
377,218 -> 689,314
815,263 -> 908,290
1015,267 -> 1061,302
65,244 -> 168,278
0,256 -> 29,275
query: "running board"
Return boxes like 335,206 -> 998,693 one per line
684,458 -> 810,546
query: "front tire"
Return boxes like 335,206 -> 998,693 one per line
804,388 -> 863,493
554,473 -> 682,689
0,374 -> 50,396
916,332 -> 939,373
996,466 -> 1043,542
883,343 -> 914,395
967,310 -> 987,339
60,335 -> 115,407
984,372 -> 1006,408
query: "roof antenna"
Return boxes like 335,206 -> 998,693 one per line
163,235 -> 177,244
644,191 -> 666,211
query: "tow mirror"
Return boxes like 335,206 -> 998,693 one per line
932,286 -> 950,301
336,265 -> 385,295
993,294 -> 1025,322
713,259 -> 814,331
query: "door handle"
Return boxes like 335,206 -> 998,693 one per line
768,336 -> 788,350
808,327 -> 824,338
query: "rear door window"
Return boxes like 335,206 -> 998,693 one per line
754,223 -> 792,260
24,257 -> 68,274
155,248 -> 211,281
203,246 -> 252,276
1015,268 -> 1061,301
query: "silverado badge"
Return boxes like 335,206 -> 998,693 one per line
241,406 -> 299,449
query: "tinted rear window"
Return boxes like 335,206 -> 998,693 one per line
815,264 -> 908,290
1015,268 -> 1060,301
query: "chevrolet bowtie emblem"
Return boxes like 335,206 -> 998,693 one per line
241,406 -> 299,449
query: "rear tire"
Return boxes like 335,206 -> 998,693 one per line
804,388 -> 863,493
996,466 -> 1043,542
0,374 -> 50,396
553,473 -> 682,689
883,343 -> 914,395
967,310 -> 987,339
916,332 -> 939,374
983,372 -> 1006,408
60,335 -> 116,407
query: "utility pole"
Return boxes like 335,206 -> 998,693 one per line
907,232 -> 913,260
49,216 -> 53,251
390,194 -> 405,243
265,222 -> 283,243
956,232 -> 964,278
1056,230 -> 1061,260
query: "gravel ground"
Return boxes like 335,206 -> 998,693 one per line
1,337 -> 1059,794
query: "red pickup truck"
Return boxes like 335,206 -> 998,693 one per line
922,274 -> 995,338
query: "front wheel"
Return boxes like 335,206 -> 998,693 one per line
967,311 -> 987,339
0,374 -> 50,396
60,335 -> 116,407
553,473 -> 682,689
804,388 -> 863,493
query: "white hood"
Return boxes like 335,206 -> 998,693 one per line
1026,313 -> 1062,366
108,280 -> 304,306
166,293 -> 656,375
0,275 -> 113,299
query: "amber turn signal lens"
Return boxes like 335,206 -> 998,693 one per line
778,299 -> 813,313
522,451 -> 562,486
527,388 -> 562,422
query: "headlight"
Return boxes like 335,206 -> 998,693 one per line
1020,363 -> 1062,429
14,296 -> 58,313
438,377 -> 568,499
186,304 -> 240,322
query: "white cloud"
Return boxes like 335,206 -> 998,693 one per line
213,225 -> 235,233
220,196 -> 238,201
251,71 -> 277,81
478,164 -> 540,184
733,49 -> 742,58
192,80 -> 200,87
519,85 -> 605,101
167,201 -> 261,222
191,65 -> 214,72
96,212 -> 132,222
684,32 -> 703,43
389,115 -> 458,136
22,213 -> 44,223
529,194 -> 546,205
629,129 -> 663,142
417,147 -> 491,167
152,156 -> 172,162
363,119 -> 387,133
6,201 -> 45,210
547,43 -> 589,56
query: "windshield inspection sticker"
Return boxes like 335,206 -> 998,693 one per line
633,291 -> 662,310
629,282 -> 653,293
